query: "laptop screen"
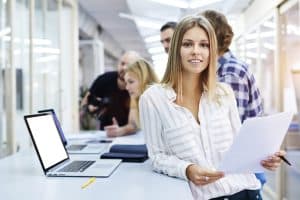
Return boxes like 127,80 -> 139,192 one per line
37,109 -> 67,145
24,114 -> 68,171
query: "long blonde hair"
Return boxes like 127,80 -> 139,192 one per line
161,15 -> 218,101
126,59 -> 159,126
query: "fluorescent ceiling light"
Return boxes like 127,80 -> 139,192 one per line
119,13 -> 161,29
245,43 -> 257,49
149,0 -> 188,8
33,47 -> 60,54
263,21 -> 275,29
148,0 -> 223,9
263,43 -> 275,50
36,55 -> 58,63
145,35 -> 161,43
148,46 -> 165,54
2,36 -> 52,45
152,53 -> 168,61
245,31 -> 275,40
246,52 -> 267,59
189,0 -> 222,9
260,31 -> 275,38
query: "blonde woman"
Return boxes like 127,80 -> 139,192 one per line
139,15 -> 284,200
105,59 -> 158,137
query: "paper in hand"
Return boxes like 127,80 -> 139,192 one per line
218,112 -> 293,173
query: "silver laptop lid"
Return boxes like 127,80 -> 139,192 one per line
24,113 -> 69,174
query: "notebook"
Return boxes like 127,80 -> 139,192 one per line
24,113 -> 121,177
100,144 -> 148,163
37,109 -> 108,154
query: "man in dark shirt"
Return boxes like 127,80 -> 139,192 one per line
160,21 -> 177,54
82,51 -> 140,130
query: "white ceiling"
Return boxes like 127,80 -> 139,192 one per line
79,0 -> 254,62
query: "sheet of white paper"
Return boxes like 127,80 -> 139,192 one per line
218,112 -> 293,173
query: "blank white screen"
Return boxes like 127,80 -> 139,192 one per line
27,115 -> 68,169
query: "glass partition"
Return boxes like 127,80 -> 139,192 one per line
0,0 -> 10,155
33,0 -> 59,111
0,0 -> 78,156
279,1 -> 300,199
259,16 -> 276,113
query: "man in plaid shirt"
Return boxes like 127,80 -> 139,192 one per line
202,10 -> 266,186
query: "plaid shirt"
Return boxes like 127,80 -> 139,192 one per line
217,50 -> 266,185
217,50 -> 263,123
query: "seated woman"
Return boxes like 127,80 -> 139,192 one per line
105,59 -> 159,137
139,15 -> 284,200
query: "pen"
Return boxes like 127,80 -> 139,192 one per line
81,177 -> 96,189
279,155 -> 292,166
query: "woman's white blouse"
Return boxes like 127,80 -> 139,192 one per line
139,83 -> 260,200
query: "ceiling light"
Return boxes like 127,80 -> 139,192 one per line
148,0 -> 223,9
189,0 -> 222,9
246,52 -> 267,59
148,46 -> 165,54
119,13 -> 161,29
245,43 -> 257,49
145,35 -> 161,43
263,43 -> 275,50
36,55 -> 58,63
33,47 -> 60,54
148,0 -> 188,8
151,53 -> 168,61
263,21 -> 275,29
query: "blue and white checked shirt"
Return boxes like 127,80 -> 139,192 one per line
217,50 -> 266,185
217,51 -> 263,122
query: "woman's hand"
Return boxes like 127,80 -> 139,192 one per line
261,150 -> 285,171
186,164 -> 224,186
104,117 -> 123,137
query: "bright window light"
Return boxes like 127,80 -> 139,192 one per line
153,57 -> 168,80
0,27 -> 11,37
287,24 -> 300,36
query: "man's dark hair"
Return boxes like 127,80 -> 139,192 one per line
160,21 -> 177,32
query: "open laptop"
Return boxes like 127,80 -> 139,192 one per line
24,113 -> 121,177
37,109 -> 108,154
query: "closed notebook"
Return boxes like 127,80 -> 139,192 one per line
100,144 -> 148,163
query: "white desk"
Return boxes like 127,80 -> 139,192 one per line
0,131 -> 193,200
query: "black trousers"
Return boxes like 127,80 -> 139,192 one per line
210,189 -> 262,200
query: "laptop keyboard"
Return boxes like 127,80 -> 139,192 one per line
58,160 -> 95,172
67,144 -> 87,151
